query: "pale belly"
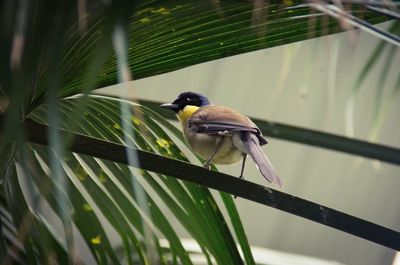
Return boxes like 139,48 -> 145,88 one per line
183,127 -> 243,165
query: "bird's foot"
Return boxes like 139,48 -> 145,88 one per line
203,162 -> 211,170
217,130 -> 229,136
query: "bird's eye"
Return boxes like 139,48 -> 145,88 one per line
186,98 -> 190,102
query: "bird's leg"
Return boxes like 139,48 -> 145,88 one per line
203,137 -> 223,170
239,154 -> 247,180
234,154 -> 248,199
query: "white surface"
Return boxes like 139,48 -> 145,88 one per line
160,238 -> 345,265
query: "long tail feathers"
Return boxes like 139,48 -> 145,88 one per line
243,133 -> 282,187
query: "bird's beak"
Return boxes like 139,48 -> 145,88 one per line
160,103 -> 180,112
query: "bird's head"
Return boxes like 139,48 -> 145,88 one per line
160,92 -> 211,113
160,92 -> 211,123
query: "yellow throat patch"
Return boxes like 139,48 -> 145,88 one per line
177,105 -> 199,124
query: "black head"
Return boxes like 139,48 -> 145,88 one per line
160,92 -> 211,113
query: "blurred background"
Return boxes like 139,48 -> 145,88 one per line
98,21 -> 400,265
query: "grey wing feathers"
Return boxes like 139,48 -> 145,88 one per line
190,120 -> 268,145
241,133 -> 282,186
192,121 -> 258,134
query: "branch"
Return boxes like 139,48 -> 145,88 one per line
325,0 -> 400,9
306,2 -> 400,46
24,118 -> 400,251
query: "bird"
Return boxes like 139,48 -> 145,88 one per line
160,91 -> 282,187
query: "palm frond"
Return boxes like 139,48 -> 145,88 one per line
24,115 -> 400,251
18,95 -> 254,264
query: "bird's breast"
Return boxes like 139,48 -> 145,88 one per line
183,124 -> 243,164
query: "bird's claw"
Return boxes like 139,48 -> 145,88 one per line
203,162 -> 211,170
217,130 -> 229,136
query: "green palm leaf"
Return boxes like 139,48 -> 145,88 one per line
25,95 -> 254,264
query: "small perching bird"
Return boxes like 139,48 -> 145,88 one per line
160,91 -> 282,187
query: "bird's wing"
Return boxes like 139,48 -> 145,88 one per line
192,120 -> 258,133
189,106 -> 268,145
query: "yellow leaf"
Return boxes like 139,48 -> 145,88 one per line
83,204 -> 92,211
156,138 -> 170,148
140,17 -> 151,24
151,7 -> 170,15
131,116 -> 141,125
91,235 -> 101,245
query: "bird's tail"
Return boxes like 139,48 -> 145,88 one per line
242,133 -> 282,187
